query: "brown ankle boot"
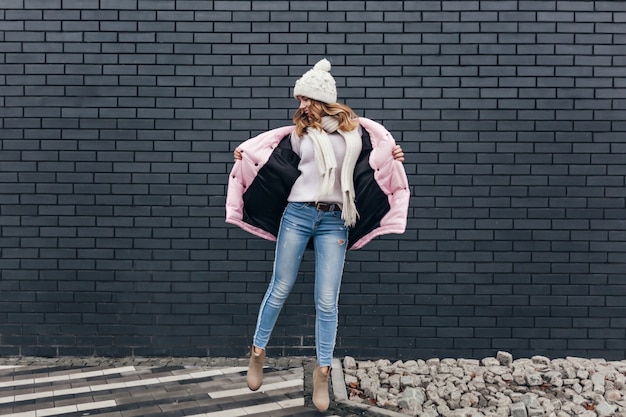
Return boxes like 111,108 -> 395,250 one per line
312,365 -> 330,412
247,346 -> 265,391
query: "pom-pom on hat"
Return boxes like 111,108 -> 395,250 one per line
293,58 -> 337,104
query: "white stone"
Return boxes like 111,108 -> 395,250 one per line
343,356 -> 357,369
550,399 -> 563,411
592,372 -> 606,394
513,371 -> 527,385
531,356 -> 551,367
421,406 -> 439,417
501,373 -> 514,382
528,408 -> 544,417
540,397 -> 555,414
449,407 -> 486,417
400,374 -> 419,388
375,389 -> 389,407
417,364 -> 431,375
399,387 -> 425,405
449,390 -> 462,409
562,366 -> 577,379
357,360 -> 374,370
459,358 -> 481,368
345,374 -> 358,387
403,360 -> 418,368
343,355 -> 626,417
360,376 -> 380,398
437,403 -> 451,415
376,359 -> 391,368
521,393 -> 542,411
496,406 -> 510,417
469,379 -> 487,392
485,366 -> 506,376
460,392 -> 479,408
452,367 -> 465,379
388,397 -> 400,409
606,389 -> 622,402
510,402 -> 528,417
525,373 -> 543,386
596,400 -> 617,416
497,351 -> 513,367
482,357 -> 501,367
439,363 -> 454,374
388,373 -> 401,390
577,369 -> 589,379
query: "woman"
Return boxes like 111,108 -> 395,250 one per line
226,59 -> 409,412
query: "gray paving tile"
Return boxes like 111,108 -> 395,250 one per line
0,357 -> 364,416
0,362 -> 319,417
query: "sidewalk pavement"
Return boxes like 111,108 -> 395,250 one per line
0,356 -> 398,417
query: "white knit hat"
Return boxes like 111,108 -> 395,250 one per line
293,58 -> 337,104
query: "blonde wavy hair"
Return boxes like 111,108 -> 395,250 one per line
293,99 -> 359,137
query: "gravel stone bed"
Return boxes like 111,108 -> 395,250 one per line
342,352 -> 626,417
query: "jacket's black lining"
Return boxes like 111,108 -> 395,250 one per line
242,129 -> 390,249
348,130 -> 390,248
242,136 -> 301,236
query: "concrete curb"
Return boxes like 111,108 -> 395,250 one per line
331,358 -> 349,401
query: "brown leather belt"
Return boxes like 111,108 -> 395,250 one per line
305,202 -> 341,212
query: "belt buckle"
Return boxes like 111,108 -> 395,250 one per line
308,202 -> 336,211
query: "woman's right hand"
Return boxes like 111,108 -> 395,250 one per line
233,148 -> 242,161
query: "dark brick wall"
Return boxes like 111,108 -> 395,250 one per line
1,0 -> 625,360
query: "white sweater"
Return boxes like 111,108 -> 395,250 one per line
287,131 -> 346,205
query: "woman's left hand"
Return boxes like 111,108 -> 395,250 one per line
392,145 -> 405,162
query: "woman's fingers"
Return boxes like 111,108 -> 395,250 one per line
392,145 -> 405,162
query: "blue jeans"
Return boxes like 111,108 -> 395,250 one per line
253,202 -> 349,367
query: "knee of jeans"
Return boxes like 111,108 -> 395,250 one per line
315,298 -> 338,315
267,283 -> 292,304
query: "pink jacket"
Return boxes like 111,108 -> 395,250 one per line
225,117 -> 409,250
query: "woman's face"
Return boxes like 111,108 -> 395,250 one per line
297,96 -> 311,119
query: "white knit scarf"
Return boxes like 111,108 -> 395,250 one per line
306,116 -> 362,227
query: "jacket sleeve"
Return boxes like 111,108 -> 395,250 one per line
349,118 -> 410,250
225,126 -> 298,241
